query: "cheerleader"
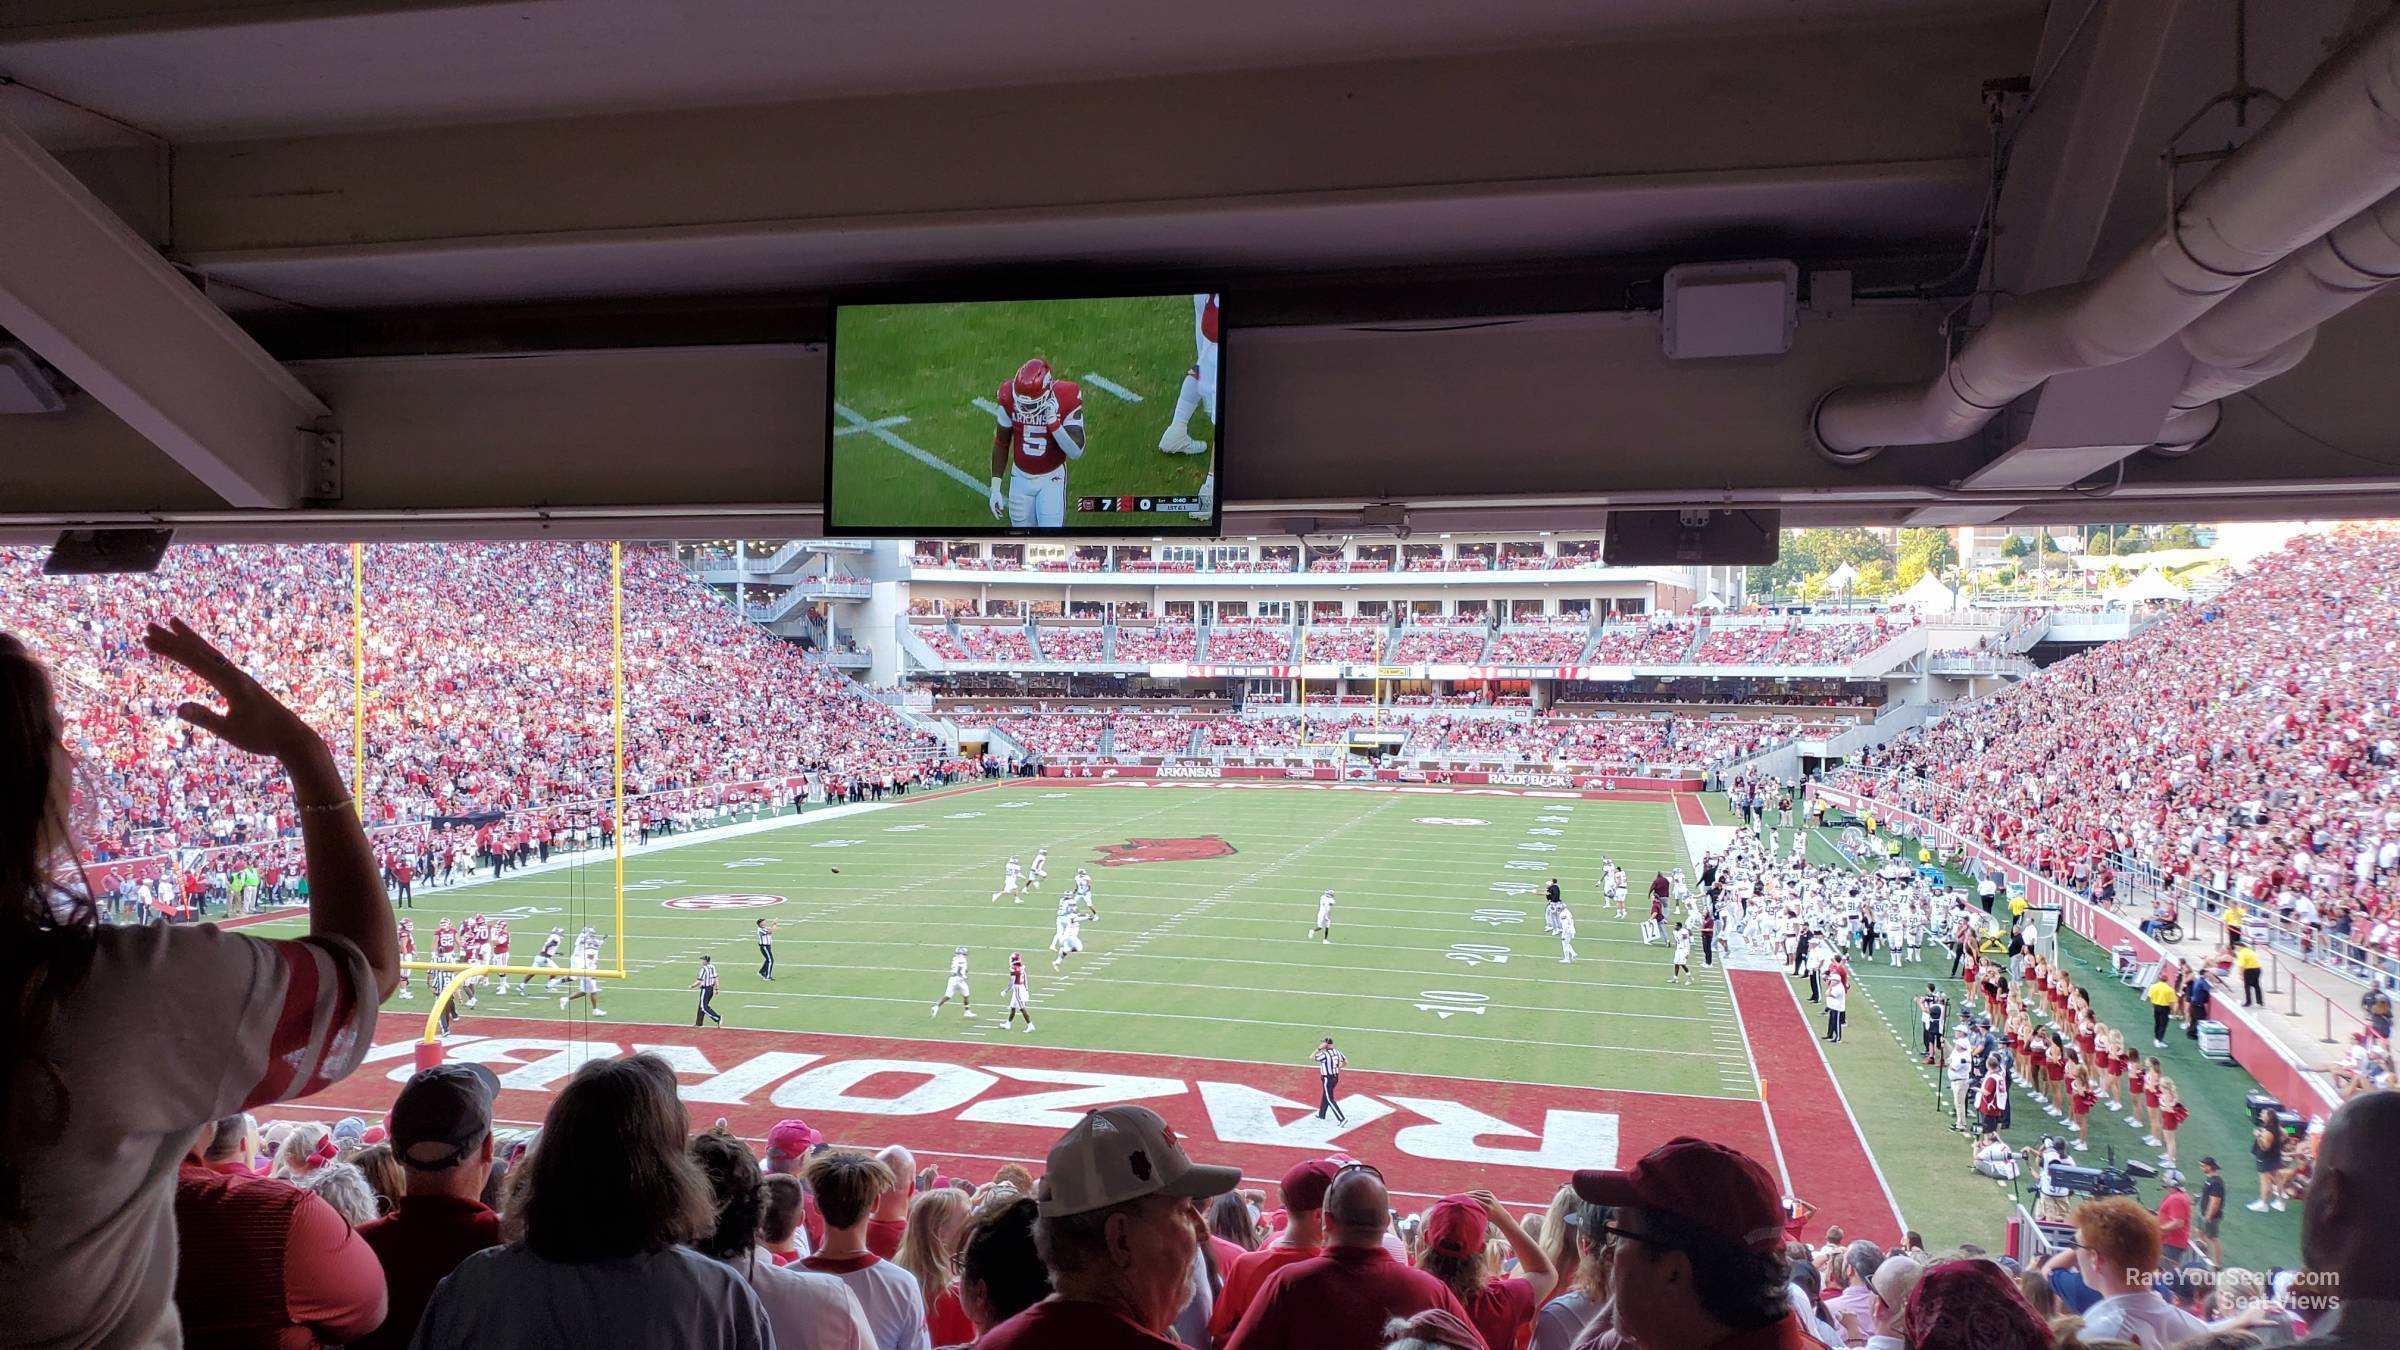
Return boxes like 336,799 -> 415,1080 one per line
2101,1029 -> 2130,1113
2158,1079 -> 2188,1167
2068,1061 -> 2097,1152
2138,1058 -> 2165,1147
2045,1032 -> 2070,1118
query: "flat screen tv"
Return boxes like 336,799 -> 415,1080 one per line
827,292 -> 1222,535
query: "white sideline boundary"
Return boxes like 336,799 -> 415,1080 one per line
834,401 -> 985,495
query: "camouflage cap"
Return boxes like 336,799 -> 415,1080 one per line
1034,1105 -> 1240,1218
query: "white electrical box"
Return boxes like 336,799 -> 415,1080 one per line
1661,260 -> 1798,360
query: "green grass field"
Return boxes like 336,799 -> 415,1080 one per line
246,782 -> 2305,1257
258,782 -> 1720,1092
829,296 -> 1215,531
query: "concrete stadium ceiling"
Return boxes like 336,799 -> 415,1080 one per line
4,0 -> 2399,541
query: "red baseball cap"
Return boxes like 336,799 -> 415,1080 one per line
766,1119 -> 824,1159
1571,1136 -> 1785,1253
1279,1158 -> 1341,1213
1424,1195 -> 1490,1257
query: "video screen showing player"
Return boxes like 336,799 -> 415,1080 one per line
829,293 -> 1221,533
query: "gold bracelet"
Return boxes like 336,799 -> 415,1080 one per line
298,797 -> 356,815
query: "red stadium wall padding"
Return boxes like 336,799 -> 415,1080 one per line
1807,785 -> 2340,1117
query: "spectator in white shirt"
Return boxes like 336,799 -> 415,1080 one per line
412,1054 -> 770,1350
0,622 -> 396,1349
687,1127 -> 875,1350
2072,1196 -> 2208,1348
800,1148 -> 933,1350
1862,1254 -> 1921,1350
2297,1091 -> 2400,1349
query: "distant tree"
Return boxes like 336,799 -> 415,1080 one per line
2115,533 -> 2148,555
1855,559 -> 1895,596
2156,523 -> 2199,550
2001,535 -> 2031,559
2089,531 -> 2113,556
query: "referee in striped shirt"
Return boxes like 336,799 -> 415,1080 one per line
692,954 -> 724,1027
1312,1037 -> 1348,1123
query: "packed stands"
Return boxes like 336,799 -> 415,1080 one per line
1295,622 -> 1387,662
955,624 -> 1034,662
1202,622 -> 1296,663
1112,622 -> 1200,663
1107,713 -> 1201,756
1779,615 -> 1900,665
1393,623 -> 1493,663
3,544 -> 949,889
1690,620 -> 1789,665
1033,625 -> 1108,663
1485,622 -> 1590,664
1589,617 -> 1698,663
1846,524 -> 2400,967
989,714 -> 1104,756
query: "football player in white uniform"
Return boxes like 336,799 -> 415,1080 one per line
1005,952 -> 1034,1033
989,359 -> 1085,529
1028,848 -> 1049,884
1159,293 -> 1220,518
1671,925 -> 1694,984
1050,894 -> 1084,971
933,946 -> 976,1019
1073,868 -> 1096,921
1559,906 -> 1580,963
1308,889 -> 1336,944
1601,860 -> 1628,918
532,926 -> 566,990
561,927 -> 608,1017
992,857 -> 1024,904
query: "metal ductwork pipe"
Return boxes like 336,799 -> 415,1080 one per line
1812,5 -> 2400,463
2148,183 -> 2400,454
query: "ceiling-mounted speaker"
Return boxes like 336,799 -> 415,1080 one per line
1603,510 -> 1780,566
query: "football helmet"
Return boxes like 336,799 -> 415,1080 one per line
955,945 -> 970,956
1010,359 -> 1058,425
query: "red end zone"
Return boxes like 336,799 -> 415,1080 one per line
293,1014 -> 1771,1210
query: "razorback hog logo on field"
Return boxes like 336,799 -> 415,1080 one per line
1094,836 -> 1239,867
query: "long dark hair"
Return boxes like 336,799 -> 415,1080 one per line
505,1053 -> 715,1261
1,632 -> 100,1234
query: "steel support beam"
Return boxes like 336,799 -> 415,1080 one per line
0,112 -> 326,508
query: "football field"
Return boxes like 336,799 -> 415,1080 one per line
256,781 -> 1903,1230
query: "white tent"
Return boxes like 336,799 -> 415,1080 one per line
2107,568 -> 2189,604
1894,572 -> 1958,612
1824,561 -> 1861,591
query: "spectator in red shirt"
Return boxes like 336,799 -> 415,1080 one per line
1419,1189 -> 1558,1350
2155,1179 -> 2194,1268
1225,1165 -> 1482,1350
354,1063 -> 505,1350
171,1115 -> 388,1349
1570,1137 -> 1822,1350
979,1105 -> 1241,1350
1209,1158 -> 1340,1344
869,1144 -> 917,1259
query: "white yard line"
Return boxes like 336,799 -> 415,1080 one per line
834,401 -> 986,494
1082,373 -> 1143,402
832,414 -> 910,437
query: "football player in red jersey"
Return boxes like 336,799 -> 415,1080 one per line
1160,292 -> 1220,517
989,357 -> 1085,527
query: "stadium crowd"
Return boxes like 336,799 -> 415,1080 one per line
1394,626 -> 1497,664
10,599 -> 2400,1350
1203,624 -> 1299,664
0,544 -> 951,915
1841,525 -> 2400,974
